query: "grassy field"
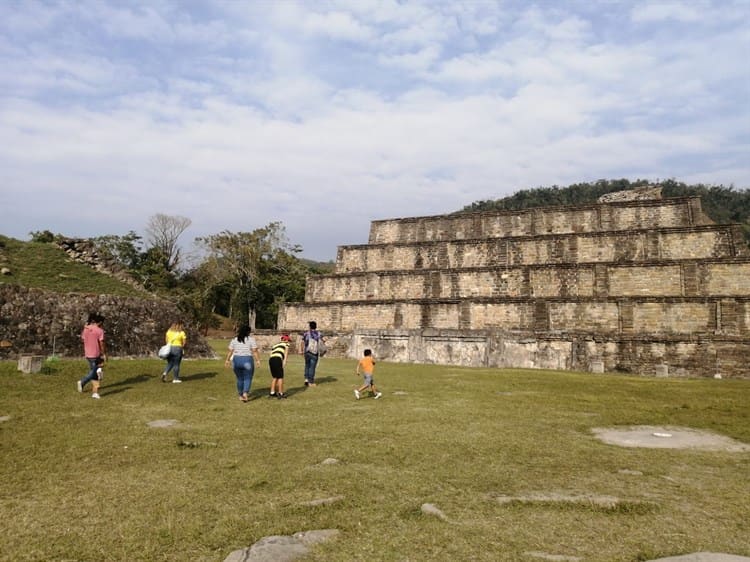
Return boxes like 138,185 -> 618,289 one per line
1,344 -> 749,562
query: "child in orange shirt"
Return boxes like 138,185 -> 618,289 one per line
354,349 -> 382,400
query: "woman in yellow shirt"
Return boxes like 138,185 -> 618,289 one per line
162,322 -> 187,383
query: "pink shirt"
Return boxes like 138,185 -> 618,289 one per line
81,324 -> 104,358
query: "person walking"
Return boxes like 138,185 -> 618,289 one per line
268,334 -> 291,398
301,321 -> 324,387
354,348 -> 382,400
90,356 -> 105,399
225,325 -> 260,402
162,322 -> 187,383
77,312 -> 106,398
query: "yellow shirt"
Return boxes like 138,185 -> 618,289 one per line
166,329 -> 186,347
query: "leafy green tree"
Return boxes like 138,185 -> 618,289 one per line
92,231 -> 144,270
253,249 -> 309,328
29,230 -> 56,243
195,222 -> 301,329
138,246 -> 178,291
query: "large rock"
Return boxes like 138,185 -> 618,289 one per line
224,529 -> 340,562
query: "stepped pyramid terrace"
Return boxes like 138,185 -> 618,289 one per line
278,187 -> 750,378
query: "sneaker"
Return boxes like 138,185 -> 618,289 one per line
269,392 -> 276,398
354,389 -> 360,400
374,392 -> 382,399
91,393 -> 100,399
240,393 -> 248,402
277,393 -> 287,399
304,380 -> 310,387
172,379 -> 182,384
77,381 -> 83,393
161,373 -> 167,383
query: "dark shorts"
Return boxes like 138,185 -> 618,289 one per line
269,356 -> 284,379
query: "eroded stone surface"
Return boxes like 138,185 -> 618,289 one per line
147,419 -> 179,428
421,503 -> 448,520
646,554 -> 750,562
224,529 -> 339,562
301,495 -> 344,507
592,426 -> 750,452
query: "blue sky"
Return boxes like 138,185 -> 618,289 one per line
1,1 -> 748,262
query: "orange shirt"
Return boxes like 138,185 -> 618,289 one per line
358,355 -> 375,375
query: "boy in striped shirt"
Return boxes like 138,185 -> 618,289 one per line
269,334 -> 291,399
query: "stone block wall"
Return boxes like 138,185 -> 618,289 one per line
279,193 -> 750,378
337,225 -> 744,273
368,196 -> 709,244
345,329 -> 750,377
0,284 -> 214,359
279,297 -> 750,336
306,258 -> 750,302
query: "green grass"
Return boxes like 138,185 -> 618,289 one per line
1,351 -> 749,562
0,235 -> 146,296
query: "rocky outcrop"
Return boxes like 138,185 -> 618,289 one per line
56,238 -> 145,290
597,184 -> 662,203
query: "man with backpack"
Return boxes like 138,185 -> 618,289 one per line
301,321 -> 325,387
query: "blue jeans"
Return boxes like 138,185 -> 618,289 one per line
165,346 -> 184,380
81,357 -> 99,387
233,356 -> 255,396
304,352 -> 319,383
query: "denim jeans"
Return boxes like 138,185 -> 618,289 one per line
232,355 -> 255,395
165,346 -> 184,380
81,357 -> 99,386
304,352 -> 319,383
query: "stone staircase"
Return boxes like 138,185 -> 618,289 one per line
278,190 -> 750,378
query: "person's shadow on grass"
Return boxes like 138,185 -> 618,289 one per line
179,371 -> 218,382
309,376 -> 337,386
100,387 -> 131,398
106,373 -> 153,389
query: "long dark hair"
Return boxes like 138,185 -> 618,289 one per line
237,325 -> 251,343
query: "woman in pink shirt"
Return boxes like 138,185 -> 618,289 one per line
77,313 -> 106,398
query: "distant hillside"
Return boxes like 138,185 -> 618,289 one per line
459,179 -> 750,239
0,235 -> 149,297
299,257 -> 335,274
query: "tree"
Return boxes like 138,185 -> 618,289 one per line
253,249 -> 309,328
92,231 -> 144,270
145,214 -> 192,272
195,221 -> 301,329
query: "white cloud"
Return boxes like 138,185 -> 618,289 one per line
631,1 -> 707,23
0,0 -> 748,261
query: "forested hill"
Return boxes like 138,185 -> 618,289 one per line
459,179 -> 750,236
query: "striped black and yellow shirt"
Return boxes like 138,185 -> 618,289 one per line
270,342 -> 289,360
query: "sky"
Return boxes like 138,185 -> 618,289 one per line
1,1 -> 749,262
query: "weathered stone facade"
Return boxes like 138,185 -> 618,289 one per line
0,285 -> 214,359
278,192 -> 750,378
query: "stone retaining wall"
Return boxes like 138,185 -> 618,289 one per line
368,196 -> 709,244
306,258 -> 750,302
347,329 -> 748,378
337,225 -> 745,273
279,297 -> 750,336
0,284 -> 214,359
